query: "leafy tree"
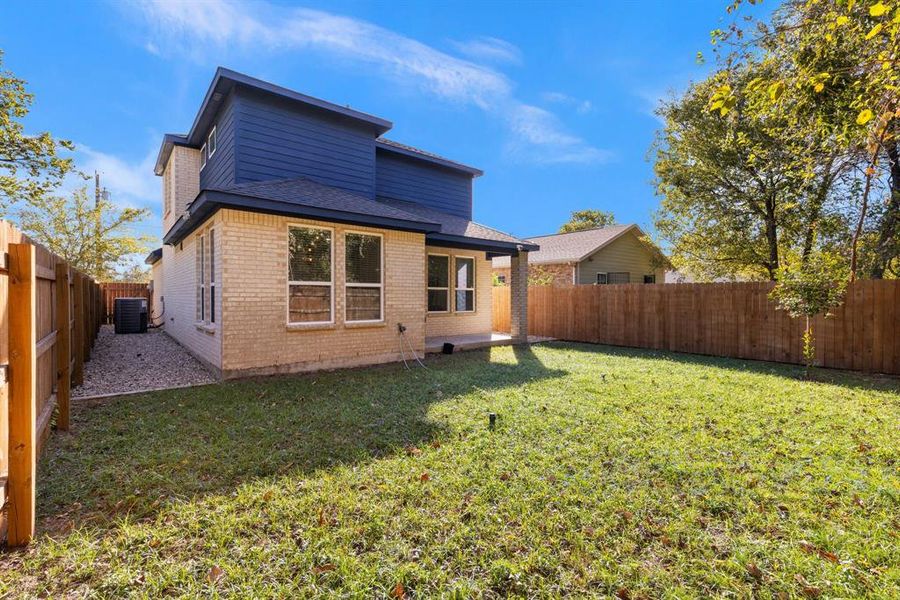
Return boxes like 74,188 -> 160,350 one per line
708,0 -> 899,280
528,265 -> 557,286
559,209 -> 616,233
116,263 -> 151,283
769,252 -> 848,377
17,186 -> 152,280
653,62 -> 852,281
0,50 -> 75,216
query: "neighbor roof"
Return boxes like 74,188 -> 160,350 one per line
492,225 -> 646,268
145,248 -> 162,265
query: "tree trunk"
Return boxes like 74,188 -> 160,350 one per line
868,137 -> 900,279
764,195 -> 779,280
802,159 -> 835,264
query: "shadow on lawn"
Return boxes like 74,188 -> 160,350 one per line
37,343 -> 564,534
550,340 -> 900,393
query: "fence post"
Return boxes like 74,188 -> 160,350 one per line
8,243 -> 36,546
55,263 -> 71,432
72,273 -> 84,386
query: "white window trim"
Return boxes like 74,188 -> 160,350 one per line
200,142 -> 207,171
208,228 -> 216,325
345,230 -> 384,324
208,126 -> 217,158
287,223 -> 335,326
454,255 -> 476,313
427,253 -> 451,313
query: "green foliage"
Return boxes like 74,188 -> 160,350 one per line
702,0 -> 900,280
492,271 -> 506,287
3,344 -> 897,596
770,252 -> 849,376
527,265 -> 557,286
558,209 -> 616,233
17,186 -> 152,280
116,263 -> 151,283
0,50 -> 75,215
770,252 -> 849,320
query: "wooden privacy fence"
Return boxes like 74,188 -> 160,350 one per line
100,282 -> 150,324
0,220 -> 101,546
493,281 -> 900,375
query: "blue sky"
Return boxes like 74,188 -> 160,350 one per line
2,0 -> 747,247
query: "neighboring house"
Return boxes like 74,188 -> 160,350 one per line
149,68 -> 536,378
492,225 -> 669,286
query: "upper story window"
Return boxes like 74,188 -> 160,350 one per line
207,126 -> 217,158
427,254 -> 449,312
200,143 -> 207,171
454,256 -> 475,312
345,232 -> 383,323
288,225 -> 333,325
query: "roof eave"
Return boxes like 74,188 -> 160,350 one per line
154,134 -> 192,176
164,190 -> 441,246
426,232 -> 538,255
376,141 -> 483,177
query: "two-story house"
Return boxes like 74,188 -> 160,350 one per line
148,68 -> 535,378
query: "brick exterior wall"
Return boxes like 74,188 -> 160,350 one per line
218,209 -> 427,377
162,146 -> 200,235
509,252 -> 529,340
424,246 -> 493,339
493,263 -> 574,287
161,215 -> 224,374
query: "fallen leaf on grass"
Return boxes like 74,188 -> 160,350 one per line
405,445 -> 422,456
799,541 -> 839,563
420,472 -> 430,482
746,562 -> 764,581
795,574 -> 822,597
430,440 -> 441,449
499,472 -> 512,481
615,587 -> 631,600
207,565 -> 225,584
390,582 -> 406,599
313,563 -> 336,575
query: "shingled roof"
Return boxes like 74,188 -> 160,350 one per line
492,225 -> 643,268
379,198 -> 530,246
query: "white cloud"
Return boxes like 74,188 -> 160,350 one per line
120,0 -> 609,165
449,36 -> 522,65
75,144 -> 160,209
542,91 -> 593,115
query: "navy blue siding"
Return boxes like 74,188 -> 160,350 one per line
375,150 -> 473,219
233,88 -> 377,197
199,91 -> 237,189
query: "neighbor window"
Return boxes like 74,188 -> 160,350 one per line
427,254 -> 449,312
200,143 -> 207,171
608,272 -> 630,284
288,226 -> 333,324
207,126 -> 217,157
455,257 -> 475,312
643,274 -> 656,284
345,232 -> 383,322
596,273 -> 608,285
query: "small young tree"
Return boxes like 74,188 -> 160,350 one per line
17,186 -> 152,280
769,252 -> 848,378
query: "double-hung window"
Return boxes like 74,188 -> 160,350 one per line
197,233 -> 205,321
207,126 -> 217,157
427,254 -> 449,312
454,257 -> 475,312
288,225 -> 333,324
345,232 -> 383,322
196,229 -> 216,325
199,143 -> 207,171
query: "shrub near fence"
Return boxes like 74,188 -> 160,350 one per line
0,220 -> 101,546
493,281 -> 900,375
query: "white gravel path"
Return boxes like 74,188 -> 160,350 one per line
72,325 -> 217,398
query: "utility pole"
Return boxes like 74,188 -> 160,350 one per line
93,171 -> 109,280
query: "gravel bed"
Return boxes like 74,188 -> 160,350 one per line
73,325 -> 216,398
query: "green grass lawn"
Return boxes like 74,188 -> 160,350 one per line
2,343 -> 898,598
